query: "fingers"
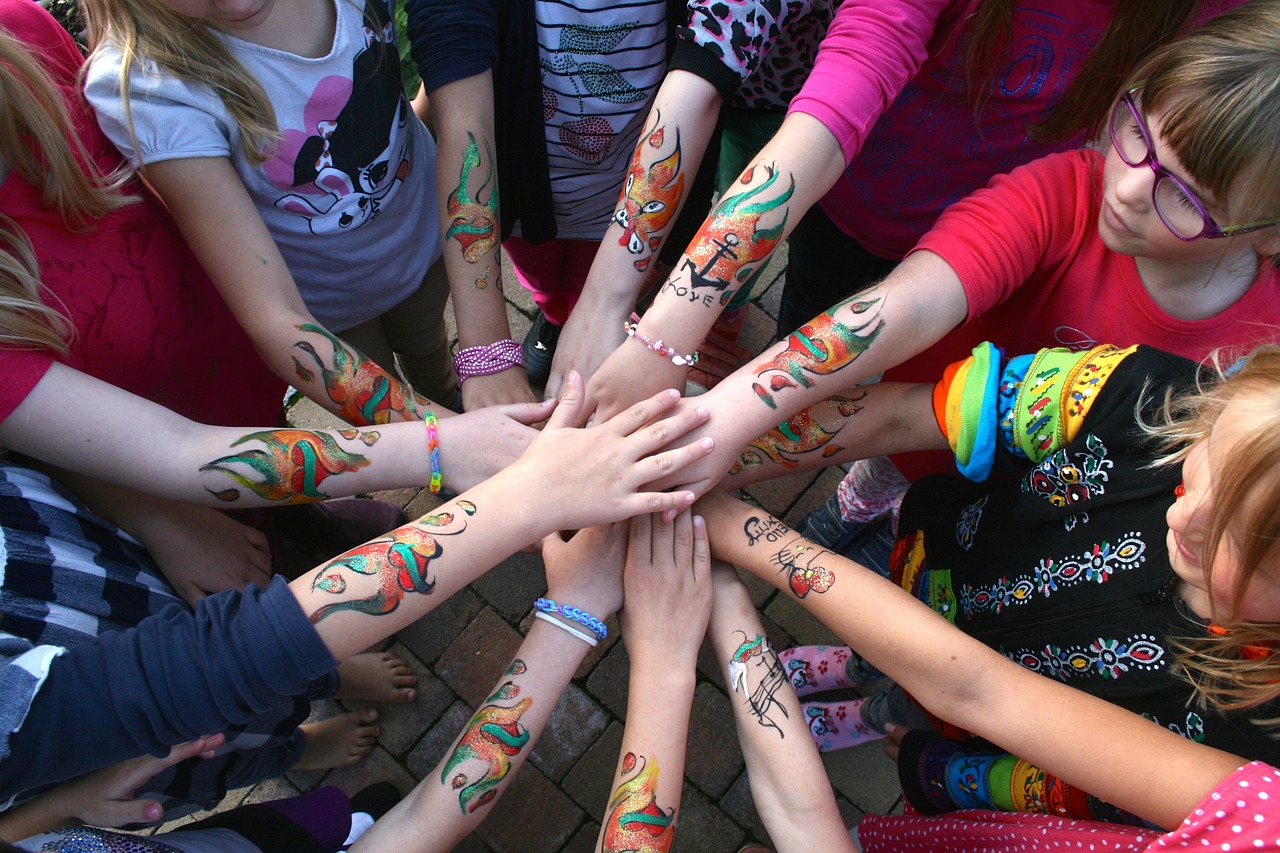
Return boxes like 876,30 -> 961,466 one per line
503,398 -> 559,425
602,387 -> 683,437
692,515 -> 710,580
96,796 -> 164,827
628,511 -> 654,571
545,370 -> 585,428
882,722 -> 906,762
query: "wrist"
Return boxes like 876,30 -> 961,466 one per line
454,339 -> 525,383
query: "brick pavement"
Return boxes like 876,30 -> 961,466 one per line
155,246 -> 902,850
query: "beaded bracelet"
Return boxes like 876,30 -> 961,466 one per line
534,611 -> 597,646
423,410 -> 443,494
534,597 -> 607,640
623,313 -> 699,367
454,339 -> 525,383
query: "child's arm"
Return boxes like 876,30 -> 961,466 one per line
544,69 -> 725,401
601,251 -> 969,496
425,70 -> 538,411
695,491 -> 1246,831
351,523 -> 627,850
719,381 -> 945,489
594,511 -> 713,852
707,562 -> 855,852
140,156 -> 442,426
0,361 -> 553,507
0,379 -> 711,801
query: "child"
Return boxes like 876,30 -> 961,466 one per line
80,0 -> 460,424
707,337 -> 1280,827
0,374 -> 711,808
652,0 -> 1280,508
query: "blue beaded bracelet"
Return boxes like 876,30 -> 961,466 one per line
534,597 -> 607,641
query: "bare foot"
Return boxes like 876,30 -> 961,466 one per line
334,652 -> 418,703
295,708 -> 379,769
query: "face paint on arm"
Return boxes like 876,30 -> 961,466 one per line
726,631 -> 790,738
290,324 -> 431,424
614,110 -> 686,273
445,132 -> 500,265
441,659 -> 533,814
663,163 -> 795,308
730,391 -> 867,475
307,503 -> 476,622
602,752 -> 676,853
751,296 -> 885,410
199,428 -> 378,503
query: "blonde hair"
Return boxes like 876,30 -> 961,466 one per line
1128,0 -> 1280,236
81,0 -> 279,163
1147,345 -> 1280,718
0,25 -> 134,355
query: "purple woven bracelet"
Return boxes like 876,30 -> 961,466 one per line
454,339 -> 525,383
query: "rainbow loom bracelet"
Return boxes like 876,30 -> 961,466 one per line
424,410 -> 442,494
534,611 -> 597,646
534,597 -> 608,640
623,313 -> 699,367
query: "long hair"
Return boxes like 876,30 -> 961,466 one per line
81,0 -> 279,163
963,0 -> 1202,143
1145,345 -> 1280,719
1130,0 -> 1280,238
0,25 -> 132,354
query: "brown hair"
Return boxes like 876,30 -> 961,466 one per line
1147,345 -> 1280,718
963,0 -> 1203,143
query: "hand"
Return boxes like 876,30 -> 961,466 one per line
132,501 -> 273,606
583,337 -> 688,424
541,522 -> 627,620
620,510 -> 713,672
436,398 -> 554,492
543,300 -> 629,404
0,735 -> 225,836
503,371 -> 714,528
641,395 -> 742,499
459,367 -> 541,412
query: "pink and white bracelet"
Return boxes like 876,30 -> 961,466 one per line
453,338 -> 525,383
623,313 -> 699,367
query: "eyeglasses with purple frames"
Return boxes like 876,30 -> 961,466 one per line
1107,87 -> 1278,241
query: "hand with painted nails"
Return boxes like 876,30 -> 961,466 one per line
505,371 -> 715,529
542,522 -> 628,625
0,735 -> 225,841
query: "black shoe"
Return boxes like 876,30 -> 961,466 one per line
522,312 -> 561,385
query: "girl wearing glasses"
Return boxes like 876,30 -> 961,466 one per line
649,0 -> 1280,530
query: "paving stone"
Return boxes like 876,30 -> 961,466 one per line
347,643 -> 453,759
671,781 -> 745,852
562,720 -> 625,812
313,744 -> 418,800
436,607 -> 525,706
530,683 -> 611,782
720,770 -> 770,843
469,548 -> 547,623
562,821 -> 603,853
363,486 -> 421,512
836,794 -> 866,832
240,775 -> 300,806
763,593 -> 843,647
742,468 -> 820,521
406,700 -> 474,778
583,638 -> 631,718
739,303 -> 778,357
451,835 -> 493,853
822,740 -> 901,816
475,763 -> 583,852
403,488 -> 446,522
782,465 -> 847,529
395,586 -> 485,666
683,682 -> 744,797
